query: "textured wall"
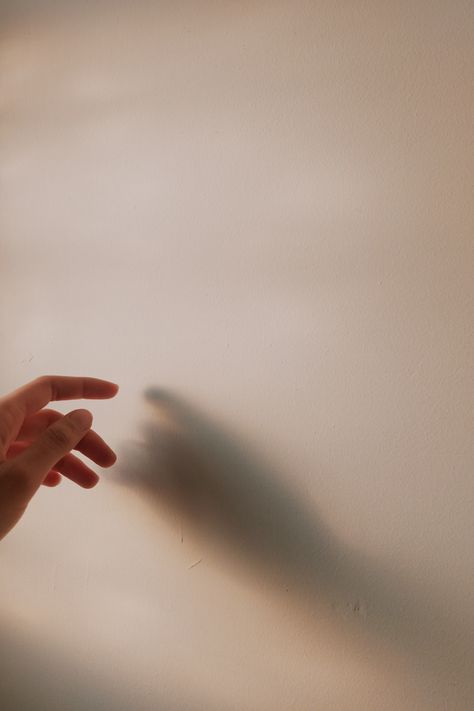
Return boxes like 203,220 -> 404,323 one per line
1,2 -> 473,709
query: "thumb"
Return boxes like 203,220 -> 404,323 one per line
12,409 -> 93,493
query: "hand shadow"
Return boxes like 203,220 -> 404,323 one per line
114,387 -> 474,703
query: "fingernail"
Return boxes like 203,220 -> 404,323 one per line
69,409 -> 93,429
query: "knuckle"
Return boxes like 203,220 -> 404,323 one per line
34,375 -> 56,398
44,425 -> 72,450
44,408 -> 61,417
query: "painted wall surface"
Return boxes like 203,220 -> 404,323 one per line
1,2 -> 473,709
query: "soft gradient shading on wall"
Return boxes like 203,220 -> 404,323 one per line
1,1 -> 473,709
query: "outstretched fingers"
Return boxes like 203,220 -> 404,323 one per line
17,409 -> 117,467
0,376 -> 118,456
7,440 -> 99,489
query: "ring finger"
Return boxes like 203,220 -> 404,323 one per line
7,441 -> 99,488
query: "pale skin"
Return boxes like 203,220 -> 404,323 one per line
0,375 -> 119,541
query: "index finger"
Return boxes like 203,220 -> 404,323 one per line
1,375 -> 119,418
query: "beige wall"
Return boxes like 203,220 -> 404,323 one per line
1,2 -> 473,709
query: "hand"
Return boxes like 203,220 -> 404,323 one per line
0,375 -> 119,541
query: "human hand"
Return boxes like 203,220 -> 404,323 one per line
0,375 -> 119,541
